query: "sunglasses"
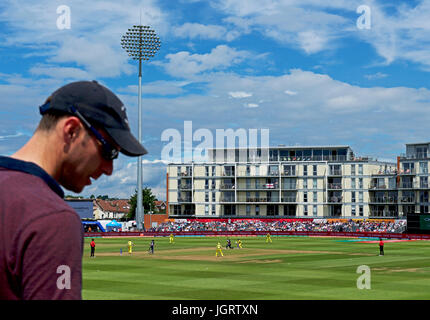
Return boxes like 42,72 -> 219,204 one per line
68,106 -> 119,161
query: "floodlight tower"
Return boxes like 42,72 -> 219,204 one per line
121,25 -> 161,231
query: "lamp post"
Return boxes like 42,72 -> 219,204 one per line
121,25 -> 161,231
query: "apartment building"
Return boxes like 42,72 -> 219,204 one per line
167,145 -> 398,219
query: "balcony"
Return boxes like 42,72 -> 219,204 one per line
399,196 -> 415,203
328,196 -> 343,203
220,184 -> 235,190
369,211 -> 399,218
328,170 -> 342,176
369,197 -> 398,204
398,168 -> 416,175
281,197 -> 297,203
327,183 -> 342,190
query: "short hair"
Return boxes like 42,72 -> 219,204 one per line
36,97 -> 70,132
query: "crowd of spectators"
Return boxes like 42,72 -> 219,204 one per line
151,219 -> 407,233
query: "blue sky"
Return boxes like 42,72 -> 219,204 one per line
1,0 -> 430,200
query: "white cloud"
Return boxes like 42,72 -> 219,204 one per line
229,91 -> 253,98
156,45 -> 251,78
173,22 -> 239,41
364,72 -> 388,80
284,90 -> 297,96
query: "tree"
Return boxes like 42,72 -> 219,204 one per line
128,188 -> 158,219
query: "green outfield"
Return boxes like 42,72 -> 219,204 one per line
82,235 -> 430,300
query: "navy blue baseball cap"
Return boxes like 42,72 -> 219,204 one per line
39,80 -> 147,157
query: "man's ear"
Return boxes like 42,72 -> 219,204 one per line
62,116 -> 83,144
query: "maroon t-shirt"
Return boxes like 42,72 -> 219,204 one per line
0,156 -> 83,300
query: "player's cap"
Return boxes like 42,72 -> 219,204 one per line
39,80 -> 147,157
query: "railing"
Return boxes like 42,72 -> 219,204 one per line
327,183 -> 342,189
400,152 -> 429,160
369,211 -> 399,217
281,170 -> 297,176
328,196 -> 343,203
329,170 -> 342,176
398,168 -> 417,175
369,197 -> 398,203
399,197 -> 415,203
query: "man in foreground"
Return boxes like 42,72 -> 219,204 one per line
0,81 -> 147,299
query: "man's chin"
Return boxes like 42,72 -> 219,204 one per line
62,183 -> 86,194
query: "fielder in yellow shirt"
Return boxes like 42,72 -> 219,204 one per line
266,233 -> 272,243
236,239 -> 243,249
169,233 -> 175,244
215,242 -> 224,257
127,240 -> 135,254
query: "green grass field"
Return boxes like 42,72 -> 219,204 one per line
82,235 -> 430,300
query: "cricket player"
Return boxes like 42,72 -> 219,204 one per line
379,238 -> 384,256
266,233 -> 272,243
236,239 -> 243,249
216,242 -> 224,257
169,233 -> 175,244
226,239 -> 232,249
127,240 -> 135,254
149,239 -> 155,254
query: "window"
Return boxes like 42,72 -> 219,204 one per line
255,205 -> 260,216
212,166 -> 216,176
359,191 -> 363,203
303,205 -> 308,216
358,178 -> 363,189
313,179 -> 317,189
351,205 -> 356,216
358,164 -> 363,175
205,166 -> 209,176
351,164 -> 355,175
359,205 -> 363,216
420,162 -> 428,174
313,205 -> 317,216
205,179 -> 209,189
351,191 -> 356,203
246,205 -> 251,215
420,177 -> 428,189
211,205 -> 216,215
205,192 -> 209,202
303,178 -> 308,189
313,192 -> 317,203
212,192 -> 216,202
420,191 -> 429,203
246,178 -> 251,189
403,163 -> 414,174
303,192 -> 308,203
205,205 -> 209,215
303,165 -> 308,176
351,178 -> 356,189
284,165 -> 296,176
313,165 -> 317,176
